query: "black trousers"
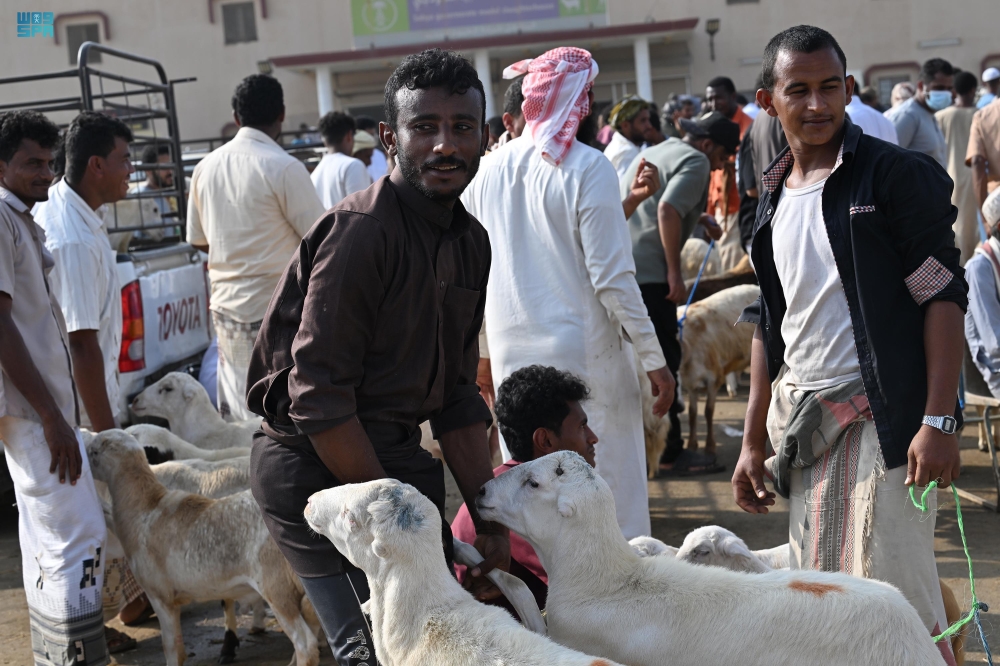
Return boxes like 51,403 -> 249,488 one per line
639,282 -> 685,463
300,571 -> 380,666
250,429 -> 454,666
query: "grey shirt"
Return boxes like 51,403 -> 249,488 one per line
621,138 -> 711,285
886,98 -> 947,166
0,187 -> 78,426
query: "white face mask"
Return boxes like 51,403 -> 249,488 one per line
926,90 -> 953,111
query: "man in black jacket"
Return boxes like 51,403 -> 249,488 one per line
731,26 -> 963,663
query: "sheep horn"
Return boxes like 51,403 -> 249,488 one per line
452,537 -> 547,636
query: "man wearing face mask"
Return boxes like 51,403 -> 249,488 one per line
886,58 -> 953,167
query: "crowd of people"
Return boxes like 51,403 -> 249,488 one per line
2,18 -> 999,666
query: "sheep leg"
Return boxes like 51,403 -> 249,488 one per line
267,594 -> 319,666
250,596 -> 267,634
147,595 -> 185,666
704,387 -> 718,455
219,600 -> 240,664
686,389 -> 699,450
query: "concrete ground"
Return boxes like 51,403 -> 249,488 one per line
1,384 -> 998,664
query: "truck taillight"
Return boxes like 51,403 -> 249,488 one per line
119,280 -> 145,373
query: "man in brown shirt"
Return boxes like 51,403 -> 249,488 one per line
967,95 -> 1000,210
247,49 -> 507,666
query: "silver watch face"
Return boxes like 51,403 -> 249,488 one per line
941,416 -> 957,434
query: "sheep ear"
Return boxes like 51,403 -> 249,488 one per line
181,383 -> 197,401
557,494 -> 576,518
719,535 -> 753,560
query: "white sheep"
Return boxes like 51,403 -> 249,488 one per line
627,535 -> 678,558
130,372 -> 257,449
151,457 -> 250,500
673,525 -> 964,665
127,423 -> 249,461
674,525 -> 788,573
677,284 -> 758,456
86,430 -> 318,666
304,478 -> 625,666
680,237 -> 721,282
477,451 -> 944,666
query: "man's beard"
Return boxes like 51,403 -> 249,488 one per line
396,143 -> 481,204
576,113 -> 598,147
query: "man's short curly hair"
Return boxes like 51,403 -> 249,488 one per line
64,111 -> 133,186
495,365 -> 590,463
318,111 -> 356,146
383,49 -> 485,130
503,77 -> 524,117
0,110 -> 60,164
231,74 -> 284,127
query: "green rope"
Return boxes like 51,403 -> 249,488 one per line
909,481 -> 992,662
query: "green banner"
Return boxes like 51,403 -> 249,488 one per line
559,0 -> 606,17
352,0 -> 410,36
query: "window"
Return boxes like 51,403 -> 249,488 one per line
67,23 -> 100,65
222,2 -> 257,44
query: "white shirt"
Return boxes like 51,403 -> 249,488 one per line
846,97 -> 899,145
368,149 -> 389,182
603,131 -> 641,180
35,180 -> 122,420
311,151 -> 372,209
771,177 -> 861,389
186,126 -> 325,323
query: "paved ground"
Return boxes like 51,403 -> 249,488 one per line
1,384 -> 999,664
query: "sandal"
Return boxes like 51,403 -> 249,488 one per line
105,626 -> 137,654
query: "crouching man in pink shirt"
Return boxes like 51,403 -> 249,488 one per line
451,365 -> 598,614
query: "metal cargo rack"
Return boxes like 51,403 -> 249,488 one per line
0,42 -> 192,244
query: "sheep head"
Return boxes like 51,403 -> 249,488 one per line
305,479 -> 441,575
130,372 -> 207,420
86,429 -> 147,483
675,525 -> 770,573
476,451 -> 614,548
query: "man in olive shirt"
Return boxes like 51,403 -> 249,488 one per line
247,50 -> 507,666
622,112 -> 738,473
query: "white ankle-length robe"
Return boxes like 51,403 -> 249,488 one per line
463,136 -> 666,539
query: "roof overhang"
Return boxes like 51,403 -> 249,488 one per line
270,18 -> 699,71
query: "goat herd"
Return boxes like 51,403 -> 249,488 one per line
80,364 -> 961,666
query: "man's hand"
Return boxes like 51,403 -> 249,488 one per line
666,267 -> 687,304
44,417 -> 82,484
699,213 -> 723,241
464,531 -> 511,601
732,445 -> 776,514
476,357 -> 495,412
622,159 -> 661,219
905,426 -> 961,488
646,366 -> 676,418
630,159 -> 660,202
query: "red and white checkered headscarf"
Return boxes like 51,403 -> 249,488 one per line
503,47 -> 599,166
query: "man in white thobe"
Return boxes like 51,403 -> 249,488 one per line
463,47 -> 674,539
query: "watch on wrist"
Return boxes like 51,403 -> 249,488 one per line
922,415 -> 957,435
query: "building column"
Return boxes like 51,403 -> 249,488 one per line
633,36 -> 653,103
473,49 -> 495,119
315,64 -> 334,117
